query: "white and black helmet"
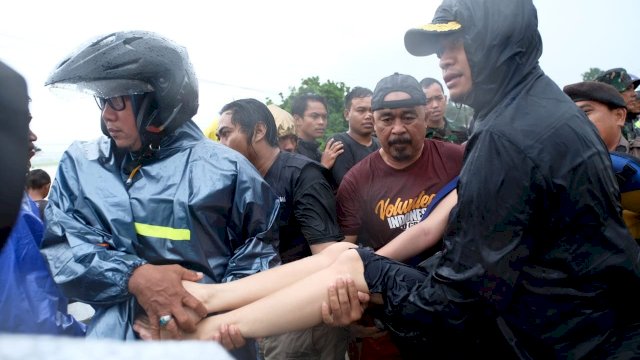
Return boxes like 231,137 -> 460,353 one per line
46,30 -> 199,144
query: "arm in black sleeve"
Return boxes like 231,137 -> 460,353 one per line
294,164 -> 345,245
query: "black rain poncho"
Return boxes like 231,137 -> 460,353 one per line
384,0 -> 640,358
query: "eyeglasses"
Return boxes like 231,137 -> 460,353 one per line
95,96 -> 126,111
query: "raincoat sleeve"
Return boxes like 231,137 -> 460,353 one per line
404,131 -> 543,325
221,157 -> 281,282
41,151 -> 147,305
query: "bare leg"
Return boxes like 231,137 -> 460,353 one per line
189,249 -> 368,339
184,242 -> 359,313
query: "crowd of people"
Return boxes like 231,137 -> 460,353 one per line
2,0 -> 640,359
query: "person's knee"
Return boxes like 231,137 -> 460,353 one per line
334,249 -> 363,271
330,249 -> 366,289
317,242 -> 358,264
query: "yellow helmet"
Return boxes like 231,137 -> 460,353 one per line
204,117 -> 219,142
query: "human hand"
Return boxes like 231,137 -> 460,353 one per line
321,138 -> 344,169
321,276 -> 369,327
212,324 -> 246,350
128,264 -> 208,339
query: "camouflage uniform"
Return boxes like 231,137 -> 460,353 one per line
615,134 -> 640,159
425,117 -> 469,144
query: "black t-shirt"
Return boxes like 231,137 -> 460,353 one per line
265,151 -> 344,263
330,132 -> 381,185
295,138 -> 322,163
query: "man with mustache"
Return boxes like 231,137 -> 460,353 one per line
335,74 -> 463,358
337,73 -> 463,254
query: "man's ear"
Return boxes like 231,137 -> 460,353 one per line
614,107 -> 627,127
343,109 -> 349,123
253,122 -> 267,143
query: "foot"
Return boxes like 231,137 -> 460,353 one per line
182,280 -> 212,310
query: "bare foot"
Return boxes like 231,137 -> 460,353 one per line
182,280 -> 211,309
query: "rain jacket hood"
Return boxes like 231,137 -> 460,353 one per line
434,0 -> 543,114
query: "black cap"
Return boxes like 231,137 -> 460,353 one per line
405,21 -> 463,57
371,73 -> 427,111
563,81 -> 627,109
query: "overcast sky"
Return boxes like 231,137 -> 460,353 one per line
1,0 -> 639,166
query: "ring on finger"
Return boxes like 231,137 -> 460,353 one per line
159,314 -> 173,327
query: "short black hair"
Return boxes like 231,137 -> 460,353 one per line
344,87 -> 373,110
420,77 -> 444,93
291,93 -> 327,117
220,99 -> 279,147
26,169 -> 51,189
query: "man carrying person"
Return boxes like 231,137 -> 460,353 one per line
129,2 -> 640,358
329,87 -> 380,185
420,77 -> 468,144
217,98 -> 349,359
40,31 -> 280,360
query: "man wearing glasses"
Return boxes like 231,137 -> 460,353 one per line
41,31 -> 280,360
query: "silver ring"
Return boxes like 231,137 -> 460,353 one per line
158,314 -> 173,327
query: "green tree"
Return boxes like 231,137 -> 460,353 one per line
582,67 -> 603,82
268,76 -> 350,143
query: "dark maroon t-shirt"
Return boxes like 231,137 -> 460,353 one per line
337,139 -> 463,250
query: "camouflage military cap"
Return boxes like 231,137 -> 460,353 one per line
595,68 -> 640,92
267,104 -> 296,138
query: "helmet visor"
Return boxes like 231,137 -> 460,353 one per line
48,79 -> 154,99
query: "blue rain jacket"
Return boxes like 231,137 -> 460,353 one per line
0,194 -> 86,336
41,120 -> 280,342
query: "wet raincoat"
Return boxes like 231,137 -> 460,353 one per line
0,194 -> 86,336
388,0 -> 640,358
41,120 -> 280,342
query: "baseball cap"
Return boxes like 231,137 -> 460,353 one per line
563,81 -> 626,109
595,68 -> 640,92
371,73 -> 427,111
267,104 -> 296,137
